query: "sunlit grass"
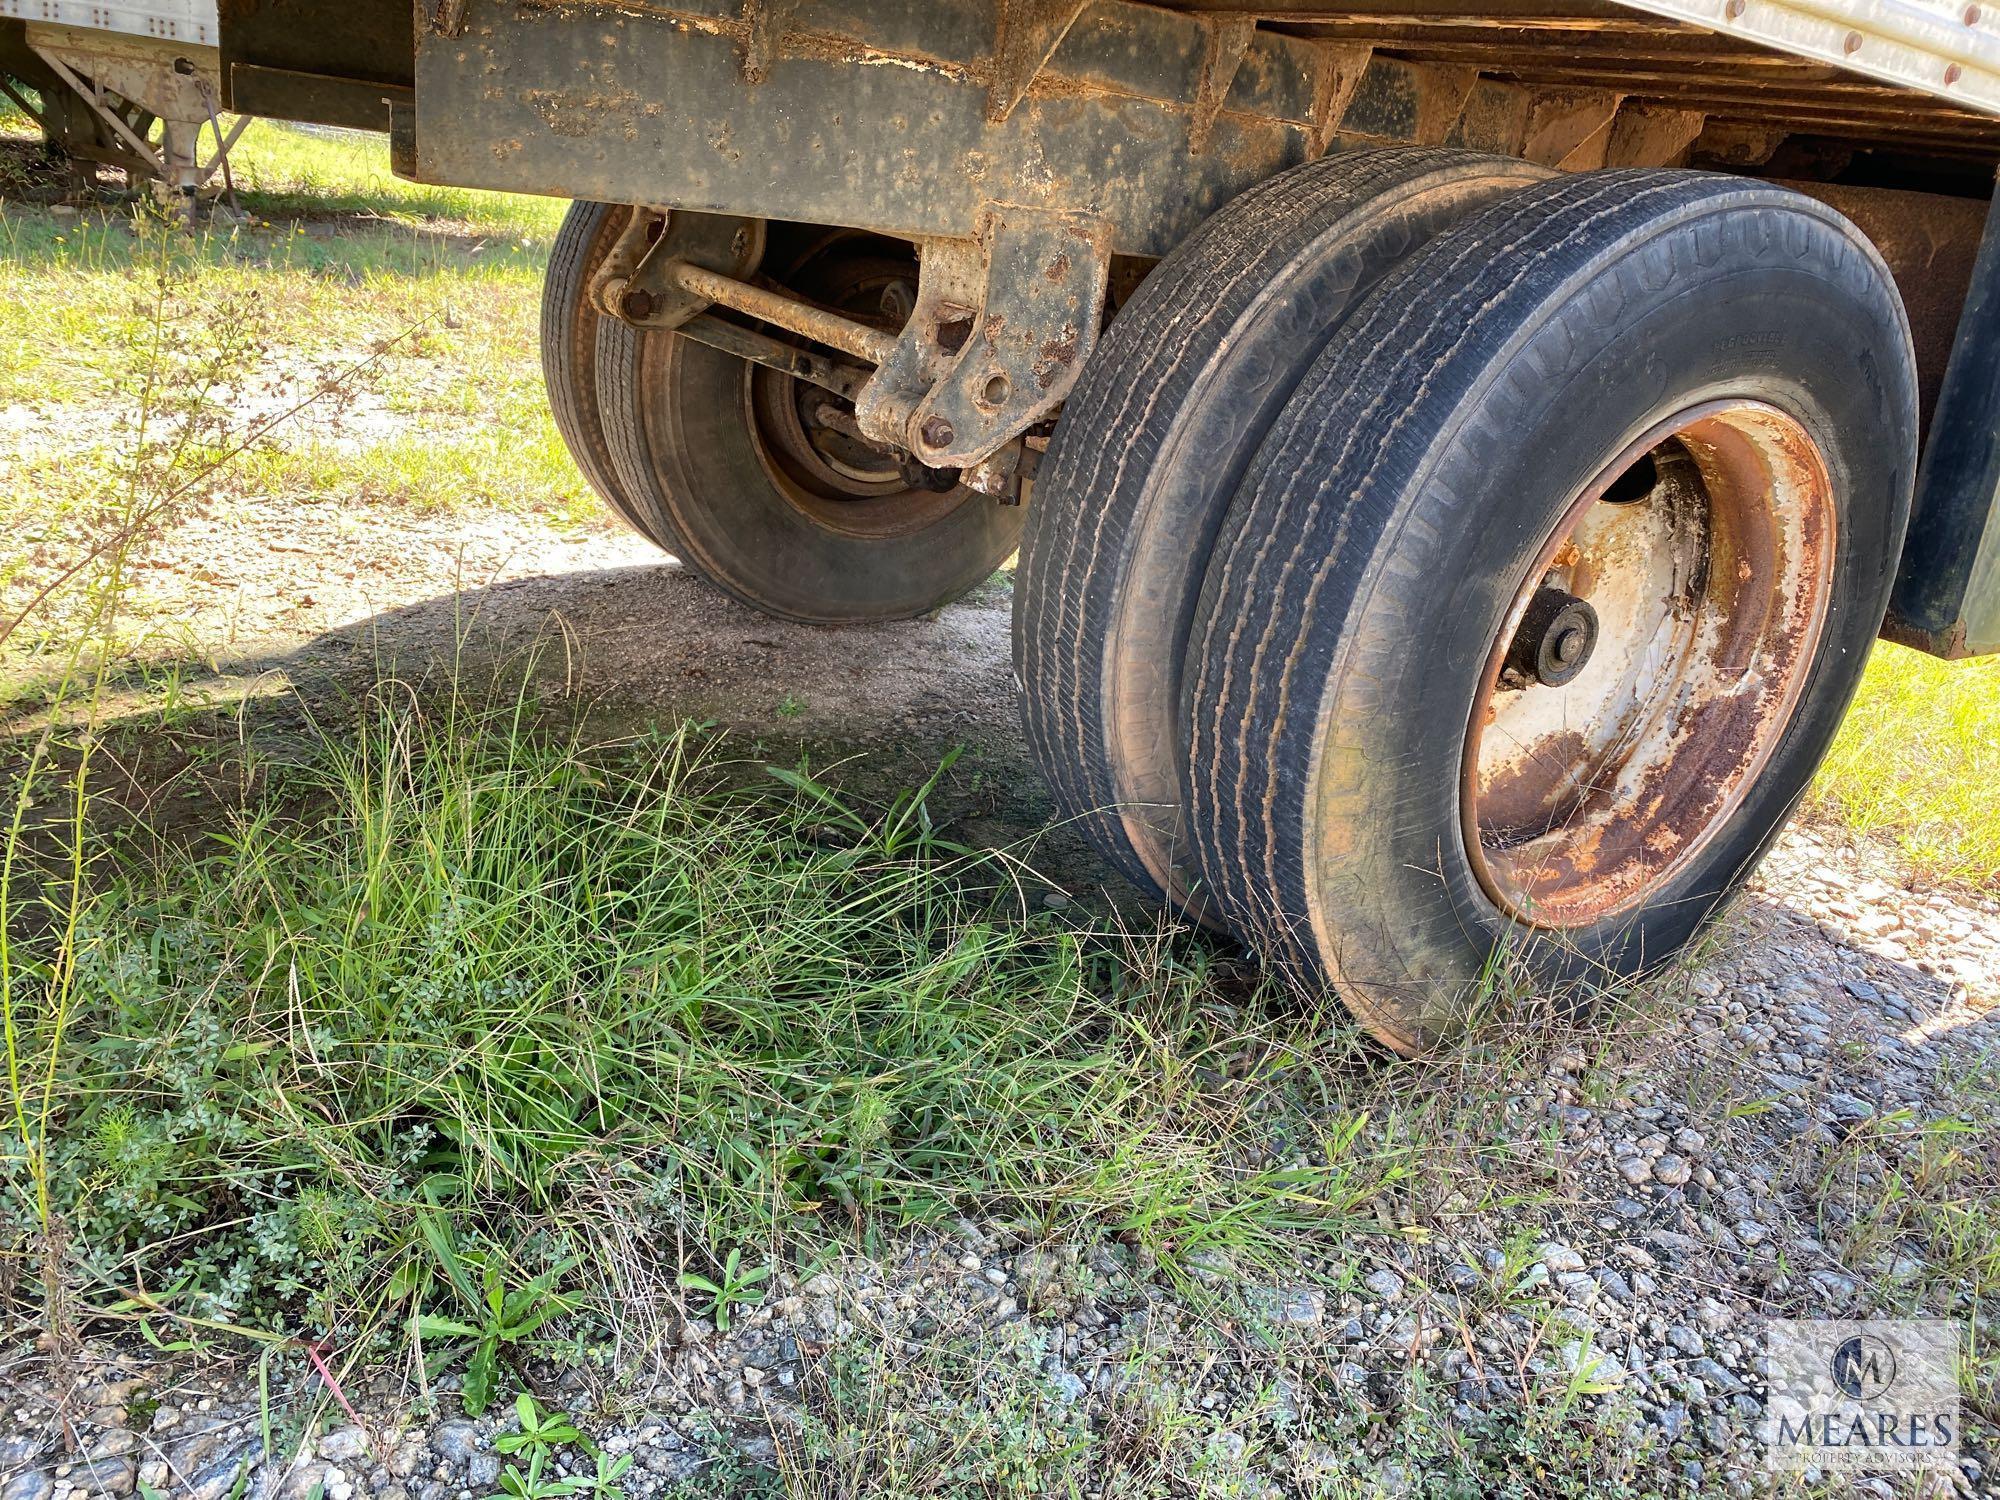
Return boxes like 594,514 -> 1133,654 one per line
0,100 -> 561,239
14,690 -> 1409,1337
1808,641 -> 2000,886
231,424 -> 593,519
0,113 -> 582,523
225,120 -> 565,238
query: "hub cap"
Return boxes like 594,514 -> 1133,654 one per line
1462,401 -> 1837,929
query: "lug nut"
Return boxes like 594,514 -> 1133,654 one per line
919,416 -> 956,450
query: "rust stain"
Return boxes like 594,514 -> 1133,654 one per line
1461,402 -> 1835,931
522,85 -> 644,137
1033,324 -> 1080,388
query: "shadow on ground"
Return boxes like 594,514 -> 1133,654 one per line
32,551 -> 1992,1050
38,555 -> 1130,906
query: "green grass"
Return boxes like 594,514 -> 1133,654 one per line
229,416 -> 584,514
0,101 -> 561,240
1808,640 -> 2000,885
2,686 -> 1416,1348
0,110 -> 588,533
224,120 -> 565,237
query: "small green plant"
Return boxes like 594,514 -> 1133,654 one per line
414,1211 -> 579,1416
679,1245 -> 770,1332
492,1447 -> 577,1500
776,692 -> 805,718
483,1395 -> 630,1500
495,1393 -> 583,1455
562,1449 -> 635,1498
1549,1326 -> 1625,1418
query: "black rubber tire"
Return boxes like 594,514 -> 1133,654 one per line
540,201 -> 635,518
1182,170 -> 1918,1053
594,250 -> 1024,624
1014,147 -> 1547,921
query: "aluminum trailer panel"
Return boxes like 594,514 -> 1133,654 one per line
0,0 -> 214,46
1622,0 -> 2000,114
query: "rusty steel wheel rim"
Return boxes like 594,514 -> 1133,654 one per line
1461,400 -> 1837,930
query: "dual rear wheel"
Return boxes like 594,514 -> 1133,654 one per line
1018,152 -> 1917,1051
540,206 -> 1022,624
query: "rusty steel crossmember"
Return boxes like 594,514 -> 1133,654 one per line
412,0 -> 1326,257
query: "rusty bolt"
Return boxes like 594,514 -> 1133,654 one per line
622,287 -> 656,321
1947,62 -> 1965,83
1724,0 -> 1744,18
1843,30 -> 1863,52
1966,3 -> 1981,23
919,416 -> 956,450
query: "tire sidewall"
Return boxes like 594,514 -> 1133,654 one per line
542,201 -> 631,513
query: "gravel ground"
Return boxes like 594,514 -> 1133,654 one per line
1,825 -> 1993,1495
0,497 -> 1995,1496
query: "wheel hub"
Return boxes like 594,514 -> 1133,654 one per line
743,241 -> 968,537
1504,586 -> 1600,687
1461,401 -> 1837,929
